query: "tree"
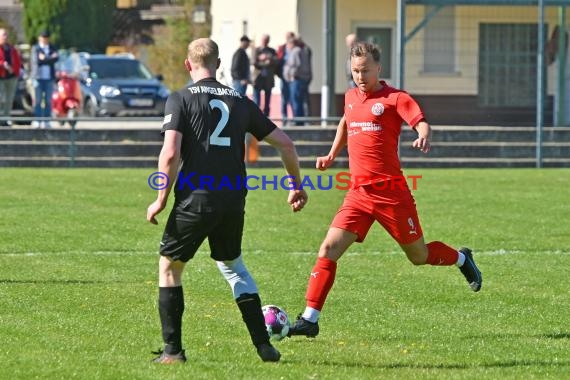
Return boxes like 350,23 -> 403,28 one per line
0,19 -> 19,45
145,0 -> 211,90
22,0 -> 115,52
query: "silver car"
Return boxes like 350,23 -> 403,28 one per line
60,52 -> 170,117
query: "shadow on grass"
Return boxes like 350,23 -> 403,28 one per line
542,332 -> 570,339
295,359 -> 570,370
387,360 -> 570,370
465,332 -> 570,340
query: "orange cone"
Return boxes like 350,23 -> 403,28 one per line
248,138 -> 259,164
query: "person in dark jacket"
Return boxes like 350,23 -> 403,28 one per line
231,35 -> 251,96
252,34 -> 278,116
30,30 -> 58,128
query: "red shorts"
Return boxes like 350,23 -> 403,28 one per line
331,183 -> 423,244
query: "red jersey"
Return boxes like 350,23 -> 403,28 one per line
0,44 -> 21,78
344,80 -> 424,186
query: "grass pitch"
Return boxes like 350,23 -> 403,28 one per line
0,168 -> 568,379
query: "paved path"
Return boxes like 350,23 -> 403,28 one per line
74,119 -> 162,130
8,118 -> 163,130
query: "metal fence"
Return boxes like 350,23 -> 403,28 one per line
391,0 -> 570,167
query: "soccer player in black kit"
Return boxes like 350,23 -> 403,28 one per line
146,38 -> 308,364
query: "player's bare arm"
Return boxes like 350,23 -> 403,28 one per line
263,128 -> 308,212
412,120 -> 431,154
147,130 -> 182,224
316,115 -> 348,170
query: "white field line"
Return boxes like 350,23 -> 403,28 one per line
0,251 -> 157,257
2,249 -> 569,257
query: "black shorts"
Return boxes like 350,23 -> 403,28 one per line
159,192 -> 245,262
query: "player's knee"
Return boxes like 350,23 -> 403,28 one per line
318,241 -> 333,258
317,242 -> 342,261
217,256 -> 246,278
217,256 -> 258,298
404,249 -> 428,265
407,255 -> 426,266
400,240 -> 428,266
159,256 -> 185,286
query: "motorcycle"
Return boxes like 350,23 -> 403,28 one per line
52,71 -> 82,127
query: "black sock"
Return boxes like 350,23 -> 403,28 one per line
158,286 -> 184,354
235,293 -> 270,347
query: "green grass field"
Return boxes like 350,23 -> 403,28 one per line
0,168 -> 568,379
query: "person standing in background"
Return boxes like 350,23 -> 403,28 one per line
283,37 -> 311,126
345,33 -> 357,89
253,34 -> 278,116
231,35 -> 251,96
296,36 -> 313,122
547,25 -> 570,126
30,30 -> 58,129
276,31 -> 295,125
0,28 -> 22,127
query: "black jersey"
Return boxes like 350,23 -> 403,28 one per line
161,78 -> 276,203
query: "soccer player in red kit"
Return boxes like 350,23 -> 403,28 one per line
288,41 -> 482,338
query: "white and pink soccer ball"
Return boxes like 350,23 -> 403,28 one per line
262,305 -> 290,341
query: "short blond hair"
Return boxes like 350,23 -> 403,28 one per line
187,38 -> 219,68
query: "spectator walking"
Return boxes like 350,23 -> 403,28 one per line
252,34 -> 278,116
231,35 -> 251,96
0,28 -> 22,127
30,30 -> 58,129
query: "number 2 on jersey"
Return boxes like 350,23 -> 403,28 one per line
209,99 -> 230,147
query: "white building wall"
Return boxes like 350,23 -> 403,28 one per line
211,0 -> 562,98
210,0 -> 298,86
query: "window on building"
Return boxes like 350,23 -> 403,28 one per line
478,23 -> 539,107
423,5 -> 456,73
356,27 -> 393,79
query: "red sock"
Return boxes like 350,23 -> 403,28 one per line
426,241 -> 459,266
305,257 -> 337,311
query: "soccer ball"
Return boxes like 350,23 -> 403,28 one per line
262,304 -> 290,341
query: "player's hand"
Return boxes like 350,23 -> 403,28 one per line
316,154 -> 334,171
147,200 -> 166,225
288,189 -> 308,212
412,136 -> 431,153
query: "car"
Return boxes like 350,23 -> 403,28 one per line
59,52 -> 170,117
